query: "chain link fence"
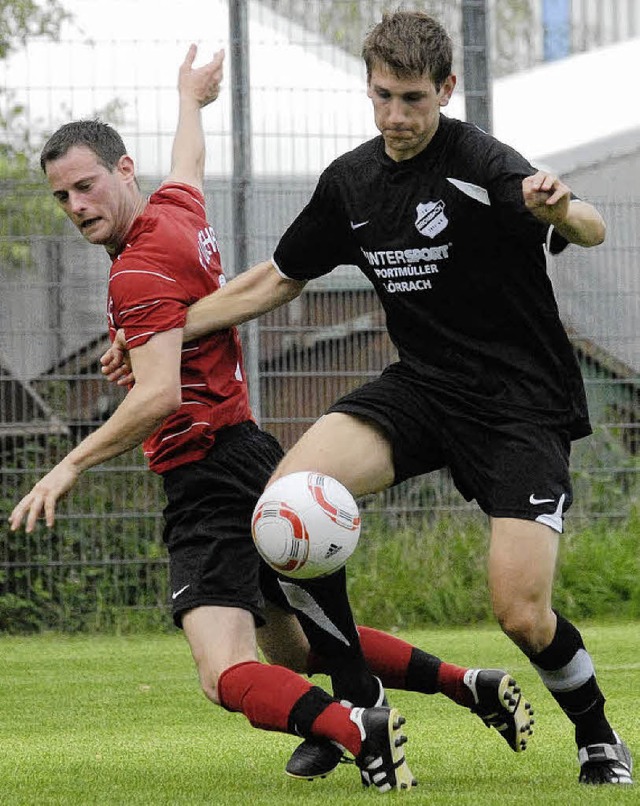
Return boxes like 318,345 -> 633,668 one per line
1,0 -> 639,626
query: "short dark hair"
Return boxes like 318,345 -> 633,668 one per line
362,10 -> 452,89
40,120 -> 128,173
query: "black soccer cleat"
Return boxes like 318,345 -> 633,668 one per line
351,706 -> 417,792
284,677 -> 386,781
579,733 -> 633,785
285,739 -> 349,780
464,668 -> 534,752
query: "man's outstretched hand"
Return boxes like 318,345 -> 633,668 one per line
179,44 -> 225,109
9,459 -> 79,532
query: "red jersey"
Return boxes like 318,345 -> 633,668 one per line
107,183 -> 253,474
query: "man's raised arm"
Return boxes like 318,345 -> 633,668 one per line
164,44 -> 224,192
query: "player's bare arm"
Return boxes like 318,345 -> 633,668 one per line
523,170 -> 605,247
10,329 -> 183,532
183,260 -> 306,340
164,44 -> 225,192
101,262 -> 305,380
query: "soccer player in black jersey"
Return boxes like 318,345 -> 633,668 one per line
102,11 -> 632,787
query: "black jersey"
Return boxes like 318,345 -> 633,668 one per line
273,115 -> 591,439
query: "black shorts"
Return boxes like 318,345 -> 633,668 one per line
327,362 -> 573,532
162,421 -> 289,627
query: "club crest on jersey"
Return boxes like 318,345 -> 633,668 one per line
415,200 -> 448,238
198,225 -> 219,270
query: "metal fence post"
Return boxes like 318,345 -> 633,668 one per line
229,0 -> 261,421
461,0 -> 492,134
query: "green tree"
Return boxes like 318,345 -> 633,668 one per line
0,1 -> 71,266
0,0 -> 70,58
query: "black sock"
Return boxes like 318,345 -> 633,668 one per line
287,686 -> 339,738
529,611 -> 615,748
278,568 -> 378,705
406,647 -> 443,694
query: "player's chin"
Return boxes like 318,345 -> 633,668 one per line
79,219 -> 107,242
384,132 -> 420,150
384,131 -> 412,143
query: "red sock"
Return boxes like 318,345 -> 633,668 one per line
359,629 -> 476,705
437,663 -> 475,707
218,660 -> 312,731
356,626 -> 414,689
306,627 -> 414,688
311,702 -> 362,757
217,660 -> 362,752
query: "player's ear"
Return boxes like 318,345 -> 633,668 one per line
117,154 -> 137,184
438,74 -> 456,107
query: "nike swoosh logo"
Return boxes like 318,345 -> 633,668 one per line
171,584 -> 191,600
350,220 -> 369,230
529,495 -> 555,505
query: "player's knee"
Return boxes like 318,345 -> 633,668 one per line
494,599 -> 538,641
494,601 -> 553,653
496,608 -> 536,644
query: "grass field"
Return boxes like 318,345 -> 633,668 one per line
1,622 -> 637,805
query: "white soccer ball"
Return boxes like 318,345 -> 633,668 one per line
251,471 -> 361,579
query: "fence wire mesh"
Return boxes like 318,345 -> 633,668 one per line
1,0 -> 639,625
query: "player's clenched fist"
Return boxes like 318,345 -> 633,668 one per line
522,170 -> 571,226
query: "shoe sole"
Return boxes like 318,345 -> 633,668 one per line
285,770 -> 332,781
579,735 -> 634,785
492,674 -> 534,752
579,765 -> 634,785
372,708 -> 417,792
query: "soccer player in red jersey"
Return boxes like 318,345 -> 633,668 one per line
8,45 -> 418,793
